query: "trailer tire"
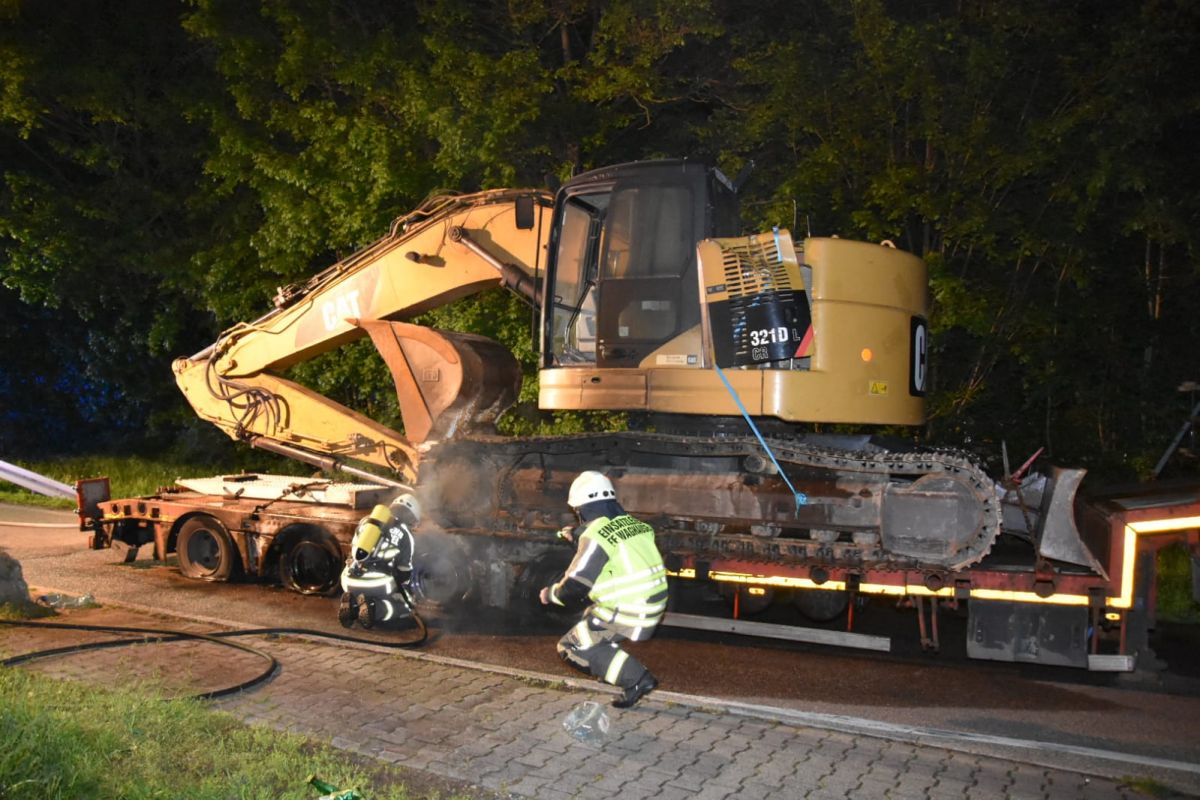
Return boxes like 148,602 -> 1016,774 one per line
719,584 -> 775,616
409,533 -> 473,612
278,526 -> 343,596
177,515 -> 241,582
793,588 -> 849,622
512,552 -> 575,627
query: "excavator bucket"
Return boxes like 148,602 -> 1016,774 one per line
358,319 -> 522,444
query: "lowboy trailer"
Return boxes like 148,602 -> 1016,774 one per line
79,473 -> 1200,672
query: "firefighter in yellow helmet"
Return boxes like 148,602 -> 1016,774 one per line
540,470 -> 666,708
339,493 -> 419,629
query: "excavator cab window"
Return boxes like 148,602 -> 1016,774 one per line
595,181 -> 698,366
548,193 -> 606,363
544,166 -> 729,371
545,162 -> 715,370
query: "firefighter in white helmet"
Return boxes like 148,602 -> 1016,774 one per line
339,493 -> 420,629
540,470 -> 666,708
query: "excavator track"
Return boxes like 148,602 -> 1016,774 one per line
420,432 -> 1002,575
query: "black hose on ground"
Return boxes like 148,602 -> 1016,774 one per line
0,614 -> 428,701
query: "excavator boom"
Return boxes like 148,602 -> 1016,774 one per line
173,189 -> 553,480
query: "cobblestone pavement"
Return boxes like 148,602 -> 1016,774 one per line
1,606 -> 1194,800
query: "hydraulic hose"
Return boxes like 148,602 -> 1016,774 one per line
0,615 -> 428,701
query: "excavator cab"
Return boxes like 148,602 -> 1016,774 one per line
537,160 -> 927,429
542,161 -> 739,371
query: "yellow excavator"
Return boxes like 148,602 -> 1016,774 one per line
172,160 -> 1097,607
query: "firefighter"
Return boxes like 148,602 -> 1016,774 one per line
539,470 -> 666,708
338,493 -> 419,629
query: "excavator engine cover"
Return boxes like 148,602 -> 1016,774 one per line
701,230 -> 813,367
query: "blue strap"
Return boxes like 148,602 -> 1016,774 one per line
713,364 -> 807,512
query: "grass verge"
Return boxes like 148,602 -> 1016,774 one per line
0,665 -> 449,799
0,602 -> 56,621
1157,543 -> 1200,623
0,453 -> 290,510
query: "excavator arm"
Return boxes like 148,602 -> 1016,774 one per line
173,189 -> 554,483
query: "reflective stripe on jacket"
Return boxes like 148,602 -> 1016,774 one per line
580,514 -> 667,628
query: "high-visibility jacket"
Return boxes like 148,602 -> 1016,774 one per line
550,514 -> 668,632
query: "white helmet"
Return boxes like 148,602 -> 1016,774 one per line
568,471 -> 616,508
389,492 -> 421,524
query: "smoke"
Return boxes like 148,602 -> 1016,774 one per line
406,438 -> 580,636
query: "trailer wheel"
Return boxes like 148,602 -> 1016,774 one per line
176,515 -> 240,582
409,533 -> 473,611
719,584 -> 775,616
278,527 -> 342,595
793,588 -> 849,622
512,552 -> 575,627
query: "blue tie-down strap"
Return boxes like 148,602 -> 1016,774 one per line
713,363 -> 808,512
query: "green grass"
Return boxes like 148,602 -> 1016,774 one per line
0,602 -> 56,621
1157,543 -> 1200,624
1119,775 -> 1181,798
0,666 -> 439,800
0,454 -> 281,509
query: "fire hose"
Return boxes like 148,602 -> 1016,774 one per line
0,614 -> 427,701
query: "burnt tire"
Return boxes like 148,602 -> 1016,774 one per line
176,515 -> 240,582
278,526 -> 343,595
408,533 -> 473,612
513,553 -> 576,628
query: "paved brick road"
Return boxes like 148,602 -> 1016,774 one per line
2,606 -> 1182,800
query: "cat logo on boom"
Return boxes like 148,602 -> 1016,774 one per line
322,290 -> 362,332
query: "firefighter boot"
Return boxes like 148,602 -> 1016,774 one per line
337,592 -> 358,628
357,595 -> 375,629
612,670 -> 658,709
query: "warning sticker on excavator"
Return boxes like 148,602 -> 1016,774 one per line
869,381 -> 889,396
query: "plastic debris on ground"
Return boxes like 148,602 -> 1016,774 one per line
562,700 -> 611,745
37,592 -> 96,609
308,774 -> 364,800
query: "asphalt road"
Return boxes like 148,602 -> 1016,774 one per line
3,502 -> 1200,773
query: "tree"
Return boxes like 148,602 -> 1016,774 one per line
0,0 -> 216,450
717,0 -> 1200,478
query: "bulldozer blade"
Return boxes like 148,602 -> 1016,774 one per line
1036,467 -> 1107,577
358,319 -> 521,444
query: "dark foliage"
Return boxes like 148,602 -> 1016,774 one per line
1,0 -> 1196,482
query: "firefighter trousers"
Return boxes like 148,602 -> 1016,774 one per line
556,611 -> 654,689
